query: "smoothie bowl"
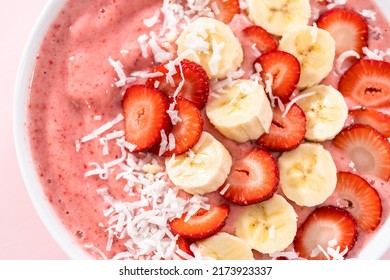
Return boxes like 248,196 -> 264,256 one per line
14,0 -> 390,260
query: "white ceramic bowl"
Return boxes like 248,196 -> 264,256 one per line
14,0 -> 390,260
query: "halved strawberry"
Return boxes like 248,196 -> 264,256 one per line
146,59 -> 210,109
176,236 -> 194,260
257,104 -> 306,151
317,8 -> 368,57
169,204 -> 230,240
243,25 -> 278,53
332,172 -> 382,232
338,60 -> 390,108
155,97 -> 203,156
333,124 -> 390,181
219,149 -> 279,205
254,50 -> 301,102
122,85 -> 171,152
349,108 -> 390,137
210,0 -> 240,24
294,206 -> 357,260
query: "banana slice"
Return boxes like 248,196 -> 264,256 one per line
206,79 -> 273,143
279,26 -> 336,88
235,194 -> 297,254
278,143 -> 337,207
165,132 -> 232,195
176,17 -> 243,79
297,85 -> 348,142
246,0 -> 311,36
196,232 -> 255,260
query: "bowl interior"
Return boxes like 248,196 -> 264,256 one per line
13,0 -> 390,260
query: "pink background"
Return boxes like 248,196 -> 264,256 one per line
0,0 -> 389,260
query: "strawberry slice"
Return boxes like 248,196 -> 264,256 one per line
169,204 -> 230,240
333,124 -> 390,181
257,104 -> 306,151
146,59 -> 210,109
254,50 -> 301,102
243,25 -> 278,53
155,97 -> 203,156
294,206 -> 358,260
338,60 -> 390,108
176,236 -> 194,260
317,8 -> 368,57
219,149 -> 279,205
210,0 -> 240,24
349,108 -> 390,138
333,172 -> 382,232
122,85 -> 171,152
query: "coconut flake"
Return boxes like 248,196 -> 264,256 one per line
311,23 -> 318,44
269,251 -> 299,260
80,114 -> 124,143
138,34 -> 150,58
362,47 -> 384,61
282,91 -> 316,118
219,183 -> 230,195
108,57 -> 127,87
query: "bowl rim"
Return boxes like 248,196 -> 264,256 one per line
13,0 -> 390,260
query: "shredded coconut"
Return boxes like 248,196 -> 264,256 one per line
108,57 -> 127,87
362,47 -> 385,60
219,183 -> 230,195
143,9 -> 161,28
360,9 -> 376,21
336,50 -> 361,74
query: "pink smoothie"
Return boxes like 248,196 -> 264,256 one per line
28,0 -> 390,260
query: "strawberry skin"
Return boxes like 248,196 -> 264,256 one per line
294,206 -> 358,260
333,172 -> 382,232
349,108 -> 390,138
176,236 -> 194,260
122,85 -> 171,152
333,124 -> 390,181
255,50 -> 301,102
243,25 -> 278,53
220,148 -> 279,205
317,8 -> 368,57
157,97 -> 203,156
338,59 -> 390,108
257,104 -> 306,151
169,204 -> 230,240
210,0 -> 240,24
146,59 -> 210,109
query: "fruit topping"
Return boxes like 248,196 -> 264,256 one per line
169,204 -> 230,240
243,25 -> 278,53
254,50 -> 301,102
317,8 -> 369,57
146,59 -> 210,109
257,103 -> 306,151
332,172 -> 382,232
122,84 -> 171,152
338,59 -> 390,108
333,124 -> 390,181
220,148 -> 279,205
294,206 -> 358,260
